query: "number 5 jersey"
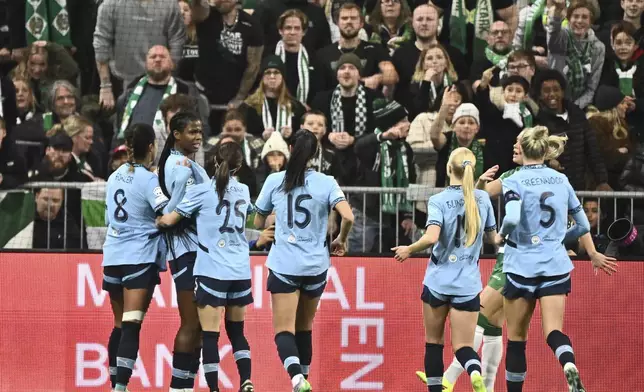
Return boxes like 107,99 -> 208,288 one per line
103,164 -> 170,268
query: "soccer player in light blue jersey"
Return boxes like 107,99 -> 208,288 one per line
494,126 -> 617,392
157,141 -> 255,392
157,111 -> 209,391
393,147 -> 497,392
254,130 -> 354,392
102,123 -> 191,392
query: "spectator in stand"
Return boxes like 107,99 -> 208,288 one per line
312,53 -> 382,185
240,55 -> 306,143
471,21 -> 513,91
11,40 -> 78,111
32,188 -> 82,249
316,3 -> 398,92
430,90 -> 484,188
13,78 -> 40,125
351,99 -> 415,253
576,198 -> 610,255
301,110 -> 344,180
257,132 -> 290,189
254,0 -> 331,54
430,0 -> 517,66
547,0 -> 605,109
407,81 -> 471,192
513,0 -> 552,68
322,0 -> 369,44
116,46 -> 203,163
93,0 -> 186,108
586,85 -> 635,190
191,0 -> 264,132
274,9 -> 320,107
107,145 -> 128,177
407,44 -> 460,119
532,69 -> 611,190
177,0 -> 199,82
54,115 -> 103,180
597,0 -> 644,51
392,4 -> 467,117
0,117 -> 27,189
365,0 -> 414,55
206,110 -> 263,196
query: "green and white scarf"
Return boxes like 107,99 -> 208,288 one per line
564,31 -> 592,101
376,129 -> 412,214
615,62 -> 637,97
428,74 -> 453,108
369,22 -> 415,54
262,98 -> 292,134
449,132 -> 484,180
275,41 -> 310,104
26,0 -> 72,47
118,76 -> 177,139
43,112 -> 55,132
523,0 -> 547,49
503,102 -> 533,128
450,0 -> 493,61
485,46 -> 511,76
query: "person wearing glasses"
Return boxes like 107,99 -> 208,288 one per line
472,20 -> 514,92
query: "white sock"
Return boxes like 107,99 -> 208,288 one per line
291,374 -> 304,388
444,326 -> 485,384
481,334 -> 503,391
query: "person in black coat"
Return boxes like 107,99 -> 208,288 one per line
0,116 -> 27,189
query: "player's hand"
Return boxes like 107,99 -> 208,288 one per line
493,233 -> 505,246
479,165 -> 499,183
392,245 -> 411,262
256,225 -> 275,249
331,237 -> 348,256
589,251 -> 618,276
178,158 -> 192,167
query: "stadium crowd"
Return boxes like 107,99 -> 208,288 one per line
0,0 -> 643,255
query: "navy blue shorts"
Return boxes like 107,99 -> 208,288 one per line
102,264 -> 160,298
169,251 -> 196,292
267,270 -> 328,298
421,285 -> 480,312
503,272 -> 571,300
194,276 -> 253,308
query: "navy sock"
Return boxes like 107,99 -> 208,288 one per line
547,330 -> 576,368
202,331 -> 220,392
107,327 -> 121,388
455,346 -> 482,375
115,322 -> 141,388
295,331 -> 312,379
226,320 -> 251,383
170,351 -> 193,388
275,331 -> 302,378
506,340 -> 527,392
425,343 -> 444,392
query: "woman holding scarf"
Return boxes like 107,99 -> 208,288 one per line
513,0 -> 559,68
366,0 -> 414,56
241,55 -> 306,143
547,0 -> 604,109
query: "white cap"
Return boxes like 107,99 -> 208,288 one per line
451,103 -> 480,126
261,132 -> 290,161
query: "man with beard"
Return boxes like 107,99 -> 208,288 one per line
392,4 -> 468,116
312,53 -> 382,185
533,69 -> 611,191
32,188 -> 82,249
316,3 -> 398,92
116,45 -> 202,165
29,132 -> 92,248
472,20 -> 513,91
191,0 -> 264,132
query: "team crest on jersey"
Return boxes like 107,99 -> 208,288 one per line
186,176 -> 195,186
218,239 -> 226,248
288,234 -> 297,243
448,254 -> 457,263
531,236 -> 540,244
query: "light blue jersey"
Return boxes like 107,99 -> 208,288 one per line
424,186 -> 497,296
103,164 -> 169,268
255,170 -> 346,276
176,177 -> 252,280
501,164 -> 581,277
163,149 -> 209,260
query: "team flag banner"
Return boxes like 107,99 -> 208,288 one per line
0,253 -> 639,391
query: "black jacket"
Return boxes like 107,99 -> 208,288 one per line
0,138 -> 27,189
535,100 -> 608,190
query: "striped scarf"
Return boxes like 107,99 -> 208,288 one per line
522,0 -> 547,49
330,84 -> 367,136
375,129 -> 412,214
262,97 -> 292,134
449,133 -> 484,180
450,0 -> 493,61
564,31 -> 592,101
119,76 -> 177,139
615,62 -> 637,97
275,41 -> 310,104
26,0 -> 72,46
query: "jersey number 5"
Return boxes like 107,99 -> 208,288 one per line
540,192 -> 555,228
288,194 -> 312,229
217,200 -> 246,234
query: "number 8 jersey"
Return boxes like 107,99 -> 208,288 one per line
501,164 -> 582,278
255,170 -> 346,276
103,164 -> 169,267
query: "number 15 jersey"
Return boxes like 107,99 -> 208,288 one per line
501,164 -> 582,278
255,170 -> 346,276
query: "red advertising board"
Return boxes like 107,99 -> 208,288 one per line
0,253 -> 640,391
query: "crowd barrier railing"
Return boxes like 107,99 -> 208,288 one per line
2,182 -> 644,253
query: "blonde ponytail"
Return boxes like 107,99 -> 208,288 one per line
520,125 -> 568,161
447,147 -> 480,247
462,162 -> 480,247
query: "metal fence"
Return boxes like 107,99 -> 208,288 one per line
1,182 -> 643,253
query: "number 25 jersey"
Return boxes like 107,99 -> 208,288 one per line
255,170 -> 346,276
501,164 -> 582,277
103,164 -> 169,267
